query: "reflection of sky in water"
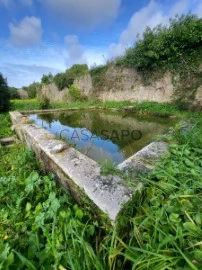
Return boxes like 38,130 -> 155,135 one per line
29,114 -> 125,164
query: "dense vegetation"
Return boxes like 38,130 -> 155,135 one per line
8,87 -> 20,99
117,15 -> 202,71
89,65 -> 108,88
0,73 -> 11,112
0,100 -> 202,269
52,64 -> 88,90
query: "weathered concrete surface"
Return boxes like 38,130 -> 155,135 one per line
117,141 -> 169,171
10,111 -> 144,222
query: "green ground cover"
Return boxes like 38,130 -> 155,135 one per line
0,100 -> 202,269
12,99 -> 194,118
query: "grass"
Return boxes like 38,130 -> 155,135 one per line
1,100 -> 202,269
0,114 -> 13,139
11,99 -> 196,118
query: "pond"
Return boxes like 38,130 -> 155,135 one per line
29,109 -> 175,164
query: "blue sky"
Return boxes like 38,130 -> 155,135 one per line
0,0 -> 201,88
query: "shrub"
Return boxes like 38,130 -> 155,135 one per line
66,64 -> 88,81
69,84 -> 83,101
119,15 -> 202,72
39,95 -> 51,110
53,65 -> 88,91
0,73 -> 11,112
89,65 -> 108,88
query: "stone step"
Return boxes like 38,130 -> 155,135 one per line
0,136 -> 16,146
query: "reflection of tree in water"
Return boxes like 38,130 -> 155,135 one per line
38,113 -> 56,128
58,111 -> 84,128
37,110 -> 174,150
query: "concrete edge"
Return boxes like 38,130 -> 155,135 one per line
9,110 -> 170,224
9,111 -> 143,223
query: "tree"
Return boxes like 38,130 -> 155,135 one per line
66,64 -> 88,85
0,73 -> 11,112
8,87 -> 20,99
41,73 -> 53,84
53,73 -> 68,90
23,82 -> 41,98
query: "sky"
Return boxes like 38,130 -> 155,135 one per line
0,0 -> 201,88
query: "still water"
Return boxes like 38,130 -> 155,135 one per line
29,109 -> 175,164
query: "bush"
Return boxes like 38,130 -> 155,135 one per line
119,15 -> 202,71
89,65 -> 108,88
66,64 -> 88,82
69,84 -> 83,101
0,73 -> 11,112
39,95 -> 51,110
53,65 -> 88,91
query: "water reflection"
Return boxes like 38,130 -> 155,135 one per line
29,110 -> 175,164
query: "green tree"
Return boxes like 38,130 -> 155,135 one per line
118,15 -> 202,71
23,82 -> 41,99
66,64 -> 88,84
0,73 -> 11,112
8,87 -> 20,99
41,73 -> 53,84
53,73 -> 68,90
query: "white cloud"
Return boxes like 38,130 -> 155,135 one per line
9,16 -> 42,48
42,0 -> 121,28
64,35 -> 87,67
108,0 -> 195,58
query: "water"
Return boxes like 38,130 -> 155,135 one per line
29,109 -> 175,164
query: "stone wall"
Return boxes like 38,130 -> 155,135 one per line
39,66 -> 202,105
39,83 -> 69,102
98,67 -> 174,102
